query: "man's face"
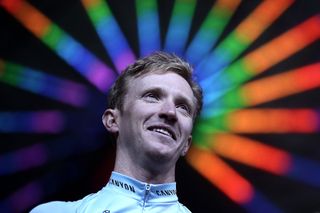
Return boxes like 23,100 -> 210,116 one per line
116,72 -> 196,164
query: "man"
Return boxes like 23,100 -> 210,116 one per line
31,52 -> 203,212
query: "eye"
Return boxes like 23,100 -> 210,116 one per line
143,92 -> 159,102
177,103 -> 190,114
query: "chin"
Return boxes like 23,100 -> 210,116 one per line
146,147 -> 175,162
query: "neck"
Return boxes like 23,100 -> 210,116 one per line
113,148 -> 176,184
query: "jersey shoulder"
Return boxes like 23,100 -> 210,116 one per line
30,200 -> 81,213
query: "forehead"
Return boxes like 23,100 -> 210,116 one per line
128,72 -> 195,102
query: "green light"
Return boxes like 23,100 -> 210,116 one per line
222,89 -> 247,108
216,32 -> 250,61
136,0 -> 156,14
86,1 -> 111,24
42,24 -> 64,48
224,59 -> 253,86
0,63 -> 21,85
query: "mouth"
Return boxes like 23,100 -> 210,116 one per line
147,125 -> 177,141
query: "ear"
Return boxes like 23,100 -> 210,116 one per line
181,135 -> 192,156
102,108 -> 120,134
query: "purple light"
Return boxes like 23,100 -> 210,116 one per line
287,155 -> 320,187
31,111 -> 64,133
0,111 -> 65,133
9,182 -> 42,212
87,61 -> 116,92
114,51 -> 135,73
244,191 -> 282,213
60,81 -> 89,106
17,144 -> 47,171
0,144 -> 47,175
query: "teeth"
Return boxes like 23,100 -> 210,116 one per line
153,128 -> 173,138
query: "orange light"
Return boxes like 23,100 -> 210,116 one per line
235,0 -> 293,43
240,63 -> 320,106
0,0 -> 23,13
211,134 -> 292,175
226,109 -> 318,133
295,63 -> 320,90
81,0 -> 100,8
215,0 -> 241,12
244,16 -> 320,74
1,0 -> 50,37
187,146 -> 254,204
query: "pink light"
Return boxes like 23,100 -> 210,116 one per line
9,182 -> 42,212
115,51 -> 136,73
88,61 -> 116,92
62,81 -> 89,106
31,111 -> 64,133
16,144 -> 47,171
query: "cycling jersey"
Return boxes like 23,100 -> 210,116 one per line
31,172 -> 191,213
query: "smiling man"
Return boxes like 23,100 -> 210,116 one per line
31,52 -> 203,213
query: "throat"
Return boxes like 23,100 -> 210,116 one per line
114,150 -> 175,184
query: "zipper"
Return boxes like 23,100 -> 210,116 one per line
142,184 -> 151,211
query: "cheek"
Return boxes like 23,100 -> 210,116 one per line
180,119 -> 193,135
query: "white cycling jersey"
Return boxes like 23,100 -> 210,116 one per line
30,172 -> 191,213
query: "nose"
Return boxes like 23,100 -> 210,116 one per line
159,100 -> 177,123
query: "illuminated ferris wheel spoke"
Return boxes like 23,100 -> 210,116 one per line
0,60 -> 89,107
218,63 -> 320,108
135,0 -> 161,57
194,0 -> 293,80
198,109 -> 319,133
186,146 -> 283,213
0,111 -> 65,134
0,160 -> 86,213
185,0 -> 241,64
287,155 -> 320,187
164,0 -> 196,55
195,133 -> 320,188
0,180 -> 43,212
200,63 -> 320,117
208,133 -> 292,175
0,0 -> 116,92
187,146 -> 254,204
0,130 -> 106,178
200,15 -> 320,105
0,143 -> 48,175
81,0 -> 136,72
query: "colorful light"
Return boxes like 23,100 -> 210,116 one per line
288,156 -> 320,187
195,0 -> 293,81
164,0 -> 196,55
202,15 -> 320,107
187,146 -> 254,204
222,63 -> 320,108
0,0 -> 116,92
198,108 -> 320,134
136,0 -> 161,56
0,60 -> 89,107
3,182 -> 43,212
185,0 -> 241,64
82,0 -> 136,72
225,109 -> 319,133
0,161 -> 84,212
0,111 -> 64,133
210,134 -> 292,175
0,144 -> 47,175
